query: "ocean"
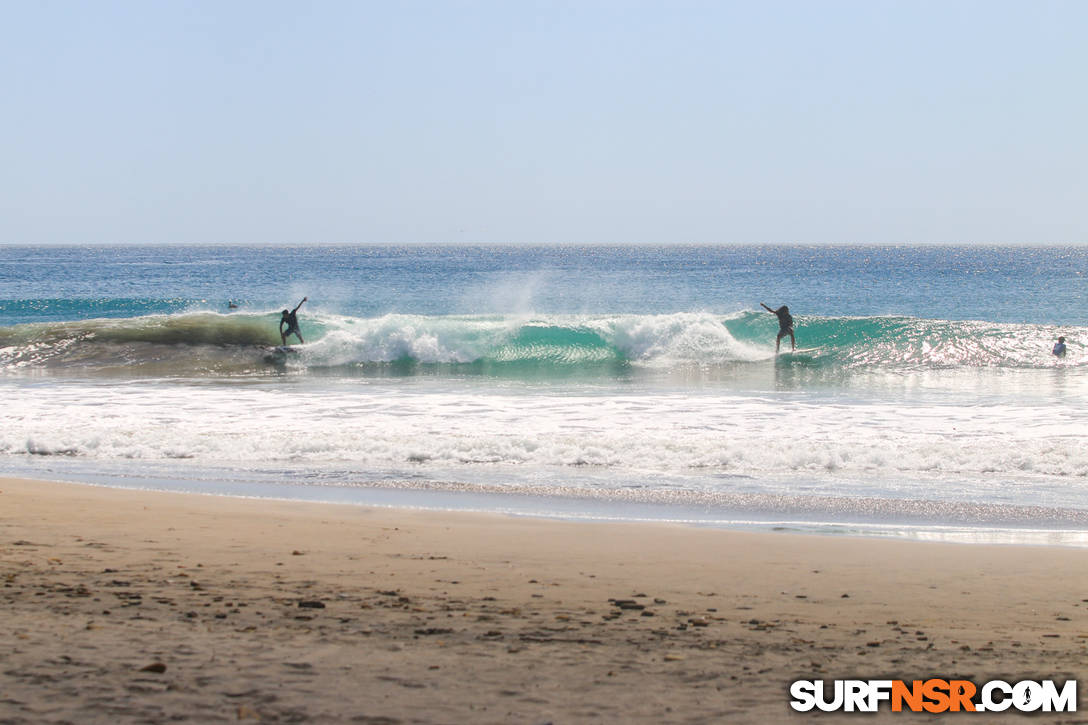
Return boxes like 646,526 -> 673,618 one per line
2,244 -> 1086,545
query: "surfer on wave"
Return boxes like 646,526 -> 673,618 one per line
280,297 -> 308,345
760,302 -> 795,353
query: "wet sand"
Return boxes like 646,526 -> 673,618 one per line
1,477 -> 1086,723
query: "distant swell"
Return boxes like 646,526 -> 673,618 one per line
0,310 -> 1082,376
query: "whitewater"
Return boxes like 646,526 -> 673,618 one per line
2,244 -> 1086,544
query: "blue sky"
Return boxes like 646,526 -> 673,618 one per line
2,0 -> 1085,244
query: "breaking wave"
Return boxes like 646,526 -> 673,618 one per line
0,310 -> 1082,376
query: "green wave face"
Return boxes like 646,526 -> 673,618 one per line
0,312 -> 283,347
488,325 -> 621,365
0,310 -> 1081,376
726,314 -> 1075,369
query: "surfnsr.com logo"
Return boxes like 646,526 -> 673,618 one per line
790,679 -> 1077,713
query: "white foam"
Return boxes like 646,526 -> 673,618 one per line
295,311 -> 766,367
2,378 -> 1087,513
584,312 -> 768,364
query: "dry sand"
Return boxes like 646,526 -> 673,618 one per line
1,476 -> 1086,723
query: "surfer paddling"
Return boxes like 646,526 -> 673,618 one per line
760,302 -> 795,353
280,297 -> 307,345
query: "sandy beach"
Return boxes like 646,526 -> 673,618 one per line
1,477 -> 1085,723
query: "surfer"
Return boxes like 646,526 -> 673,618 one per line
1053,336 -> 1067,358
280,297 -> 308,345
760,302 -> 795,353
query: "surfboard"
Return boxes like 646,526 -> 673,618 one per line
262,345 -> 297,365
775,347 -> 819,364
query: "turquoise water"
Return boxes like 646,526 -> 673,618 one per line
2,244 -> 1086,544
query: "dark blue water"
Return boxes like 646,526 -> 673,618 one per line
3,244 -> 1086,325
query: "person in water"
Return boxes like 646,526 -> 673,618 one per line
760,302 -> 795,353
280,297 -> 308,345
1053,336 -> 1067,357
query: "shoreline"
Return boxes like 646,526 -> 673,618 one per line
2,476 -> 1086,722
7,466 -> 1088,549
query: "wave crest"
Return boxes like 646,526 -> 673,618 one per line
0,310 -> 1082,376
